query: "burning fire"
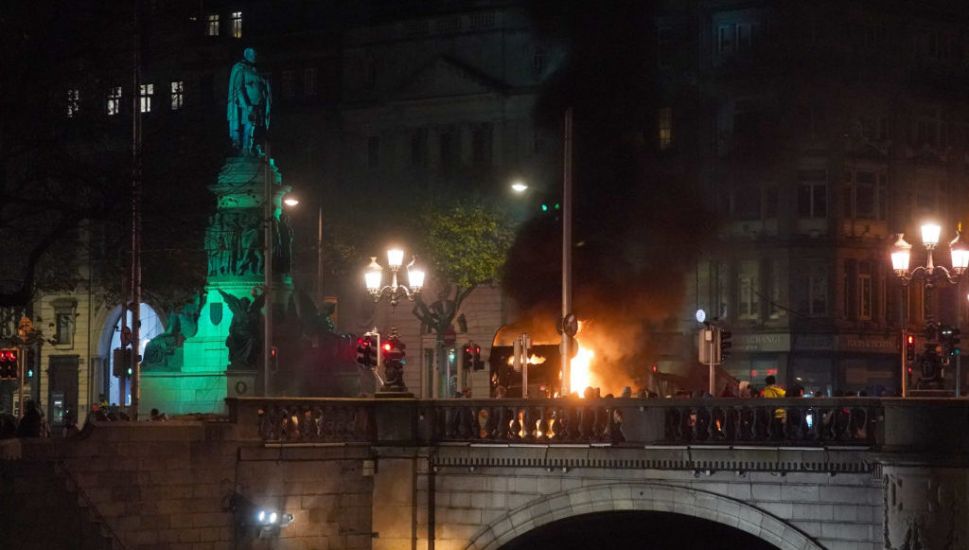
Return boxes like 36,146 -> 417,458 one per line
571,344 -> 594,396
507,354 -> 547,366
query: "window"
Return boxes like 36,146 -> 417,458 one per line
843,261 -> 853,319
280,70 -> 295,99
844,169 -> 886,220
808,265 -> 828,316
55,313 -> 73,346
170,80 -> 184,110
717,262 -> 730,319
658,107 -> 672,150
738,260 -> 760,320
304,67 -> 317,96
139,83 -> 153,113
533,48 -> 547,76
472,123 -> 493,167
67,89 -> 80,118
107,86 -> 122,116
797,170 -> 827,218
768,261 -> 784,318
367,136 -> 380,168
718,24 -> 735,53
858,261 -> 873,320
411,128 -> 429,167
231,11 -> 242,38
206,14 -> 220,36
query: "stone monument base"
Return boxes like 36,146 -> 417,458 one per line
140,371 -> 228,416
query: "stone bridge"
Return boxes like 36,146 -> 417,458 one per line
2,397 -> 967,550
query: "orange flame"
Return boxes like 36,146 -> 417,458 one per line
507,353 -> 547,366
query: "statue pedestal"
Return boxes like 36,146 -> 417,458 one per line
142,156 -> 291,415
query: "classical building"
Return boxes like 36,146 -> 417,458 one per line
663,1 -> 969,394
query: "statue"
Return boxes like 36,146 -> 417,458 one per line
143,295 -> 203,370
218,289 -> 265,369
227,48 -> 271,156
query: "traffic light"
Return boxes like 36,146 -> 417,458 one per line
906,334 -> 916,362
462,344 -> 474,371
718,329 -> 732,363
382,336 -> 406,365
471,344 -> 484,371
112,348 -> 132,378
356,334 -> 377,368
941,325 -> 962,357
0,349 -> 18,380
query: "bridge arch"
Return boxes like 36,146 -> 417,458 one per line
465,481 -> 822,550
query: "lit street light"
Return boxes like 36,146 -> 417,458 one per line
891,222 -> 969,395
511,180 -> 528,193
365,248 -> 425,307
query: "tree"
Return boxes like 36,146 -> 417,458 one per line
411,200 -> 515,393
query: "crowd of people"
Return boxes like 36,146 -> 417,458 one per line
0,394 -> 169,440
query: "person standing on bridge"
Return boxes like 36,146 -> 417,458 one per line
762,375 -> 786,438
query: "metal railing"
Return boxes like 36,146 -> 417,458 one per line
232,397 -> 883,448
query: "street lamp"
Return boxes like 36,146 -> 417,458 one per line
365,248 -> 424,307
510,180 -> 528,193
891,223 -> 969,395
891,223 -> 969,286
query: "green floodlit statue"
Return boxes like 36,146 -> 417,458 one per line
227,47 -> 271,156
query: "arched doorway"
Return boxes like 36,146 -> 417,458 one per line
466,482 -> 820,550
98,304 -> 165,406
499,511 -> 777,550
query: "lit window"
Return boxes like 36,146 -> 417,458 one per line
206,14 -> 219,36
67,89 -> 80,118
107,87 -> 122,116
231,11 -> 242,38
139,83 -> 154,113
170,80 -> 184,110
304,67 -> 317,96
658,107 -> 672,150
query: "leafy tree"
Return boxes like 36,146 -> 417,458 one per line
411,199 -> 515,390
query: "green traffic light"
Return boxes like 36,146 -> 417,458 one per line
554,202 -> 560,210
541,203 -> 549,212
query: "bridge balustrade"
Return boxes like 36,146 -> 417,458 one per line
232,397 -> 883,447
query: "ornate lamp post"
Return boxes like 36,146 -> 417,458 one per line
891,223 -> 969,289
364,248 -> 423,393
365,248 -> 425,307
891,223 -> 969,393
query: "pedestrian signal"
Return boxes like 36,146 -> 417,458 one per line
0,349 -> 18,380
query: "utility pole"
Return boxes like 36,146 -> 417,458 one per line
560,107 -> 574,397
316,206 -> 324,308
129,1 -> 143,419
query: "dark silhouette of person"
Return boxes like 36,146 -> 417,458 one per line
16,400 -> 43,438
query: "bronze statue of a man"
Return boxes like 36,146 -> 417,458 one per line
227,48 -> 271,156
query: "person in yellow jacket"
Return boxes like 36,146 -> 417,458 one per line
762,375 -> 787,430
762,375 -> 786,398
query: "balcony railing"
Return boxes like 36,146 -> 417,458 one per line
229,397 -> 884,448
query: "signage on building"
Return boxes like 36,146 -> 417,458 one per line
838,334 -> 896,354
733,333 -> 790,352
794,335 -> 835,351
